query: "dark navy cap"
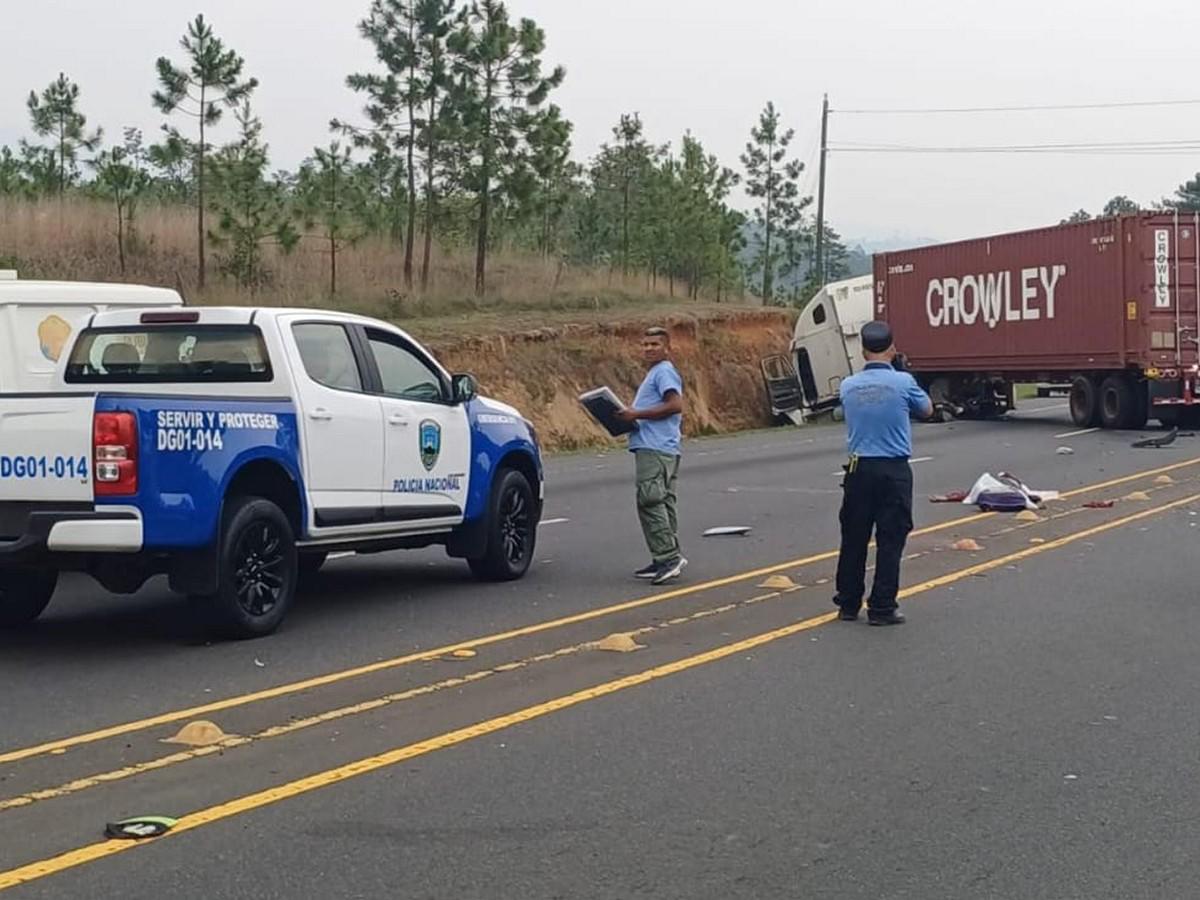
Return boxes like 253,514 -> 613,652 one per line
861,321 -> 894,353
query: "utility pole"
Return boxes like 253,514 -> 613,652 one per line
814,94 -> 829,289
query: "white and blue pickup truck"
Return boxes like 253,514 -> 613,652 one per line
0,307 -> 543,637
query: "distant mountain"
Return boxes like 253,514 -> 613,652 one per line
843,234 -> 939,254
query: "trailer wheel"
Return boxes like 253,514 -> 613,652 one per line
0,568 -> 57,628
1069,376 -> 1101,428
1099,375 -> 1138,429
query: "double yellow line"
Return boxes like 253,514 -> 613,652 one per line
2,455 -> 1198,770
1,489 -> 1196,892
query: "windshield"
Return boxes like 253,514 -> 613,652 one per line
64,325 -> 272,383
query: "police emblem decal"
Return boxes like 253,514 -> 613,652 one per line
419,420 -> 441,471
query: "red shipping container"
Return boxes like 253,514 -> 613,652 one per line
874,214 -> 1200,428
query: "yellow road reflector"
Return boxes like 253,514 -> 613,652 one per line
592,633 -> 645,653
163,721 -> 232,748
758,575 -> 796,590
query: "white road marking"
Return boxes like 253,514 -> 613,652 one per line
540,518 -> 570,526
1055,427 -> 1100,439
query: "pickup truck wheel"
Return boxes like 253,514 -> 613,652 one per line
467,468 -> 537,582
206,497 -> 297,639
0,568 -> 57,628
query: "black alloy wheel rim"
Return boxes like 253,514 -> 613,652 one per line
499,487 -> 531,566
233,522 -> 286,617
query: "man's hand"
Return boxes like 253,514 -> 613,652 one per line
615,408 -> 641,424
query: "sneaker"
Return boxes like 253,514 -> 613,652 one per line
634,562 -> 658,580
868,610 -> 906,627
651,556 -> 688,585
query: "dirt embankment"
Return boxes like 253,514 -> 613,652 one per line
430,309 -> 795,451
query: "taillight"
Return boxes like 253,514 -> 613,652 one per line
93,411 -> 138,496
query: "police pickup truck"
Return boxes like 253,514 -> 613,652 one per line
0,307 -> 543,637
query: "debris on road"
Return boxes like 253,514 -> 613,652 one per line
254,659 -> 266,668
1132,428 -> 1178,449
164,720 -> 233,747
591,633 -> 645,653
104,816 -> 178,840
1056,446 -> 1075,455
703,526 -> 752,537
952,539 -> 983,552
1082,500 -> 1116,509
929,491 -> 969,503
1015,510 -> 1041,522
965,473 -> 1056,512
1123,491 -> 1152,502
448,649 -> 477,660
758,575 -> 797,590
1154,474 -> 1175,485
1029,538 -> 1047,544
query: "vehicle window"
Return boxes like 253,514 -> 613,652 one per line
292,323 -> 362,392
812,304 -> 827,325
366,331 -> 445,403
64,326 -> 271,383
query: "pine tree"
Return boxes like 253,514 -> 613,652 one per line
740,101 -> 808,301
90,129 -> 152,275
448,0 -> 565,295
1166,174 -> 1200,212
415,0 -> 458,289
153,14 -> 258,289
26,73 -> 102,202
344,0 -> 426,288
206,103 -> 298,291
296,142 -> 369,295
1102,195 -> 1139,217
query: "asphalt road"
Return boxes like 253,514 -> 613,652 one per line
3,399 -> 1200,898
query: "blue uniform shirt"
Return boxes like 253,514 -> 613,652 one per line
628,361 -> 684,455
840,362 -> 932,459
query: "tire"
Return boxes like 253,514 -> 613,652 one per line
0,568 -> 57,628
467,468 -> 537,582
1099,375 -> 1137,430
298,552 -> 328,578
203,496 -> 297,639
1069,376 -> 1101,428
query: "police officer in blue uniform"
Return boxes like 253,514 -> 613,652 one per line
833,321 -> 933,626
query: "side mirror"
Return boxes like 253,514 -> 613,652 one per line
452,373 -> 478,404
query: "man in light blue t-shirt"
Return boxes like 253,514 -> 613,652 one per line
616,327 -> 686,585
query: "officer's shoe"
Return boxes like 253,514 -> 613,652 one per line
832,596 -> 860,621
867,610 -> 906,627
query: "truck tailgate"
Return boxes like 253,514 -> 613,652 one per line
0,394 -> 95,503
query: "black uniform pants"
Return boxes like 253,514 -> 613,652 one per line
835,457 -> 914,614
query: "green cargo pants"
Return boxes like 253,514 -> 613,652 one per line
635,450 -> 682,564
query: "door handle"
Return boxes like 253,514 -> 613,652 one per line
387,413 -> 410,427
308,408 -> 334,421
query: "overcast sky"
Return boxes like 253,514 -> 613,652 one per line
4,0 -> 1200,246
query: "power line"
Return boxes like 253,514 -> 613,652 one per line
834,98 -> 1200,115
830,137 -> 1200,156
